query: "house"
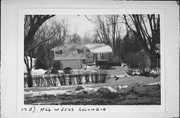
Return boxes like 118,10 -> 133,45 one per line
84,43 -> 113,64
51,43 -> 113,70
51,43 -> 91,70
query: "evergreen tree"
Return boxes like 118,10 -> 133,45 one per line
35,44 -> 49,69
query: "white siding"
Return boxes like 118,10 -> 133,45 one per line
60,60 -> 82,69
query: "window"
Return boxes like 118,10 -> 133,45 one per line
55,50 -> 62,54
77,49 -> 83,53
101,54 -> 105,59
60,50 -> 62,54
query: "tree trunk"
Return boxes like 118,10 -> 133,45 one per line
149,51 -> 157,68
27,70 -> 33,87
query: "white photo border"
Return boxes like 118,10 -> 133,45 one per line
1,1 -> 179,118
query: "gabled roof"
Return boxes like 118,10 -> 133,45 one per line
85,43 -> 112,53
51,43 -> 88,51
51,43 -> 113,53
84,44 -> 106,50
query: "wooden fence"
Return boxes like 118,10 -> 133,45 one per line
24,73 -> 110,88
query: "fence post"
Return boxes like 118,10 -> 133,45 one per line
74,74 -> 77,85
105,74 -> 110,83
94,73 -> 98,83
70,74 -> 77,85
55,75 -> 61,86
88,74 -> 92,83
85,74 -> 89,83
76,74 -> 81,84
57,74 -> 62,86
81,74 -> 86,84
91,74 -> 95,83
64,74 -> 69,85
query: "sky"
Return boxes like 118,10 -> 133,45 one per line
51,15 -> 96,37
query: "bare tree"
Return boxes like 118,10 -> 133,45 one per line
69,33 -> 82,44
47,19 -> 69,47
34,19 -> 69,70
90,15 -> 123,53
24,15 -> 54,87
95,16 -> 111,45
82,32 -> 97,44
123,14 -> 160,67
106,15 -> 119,52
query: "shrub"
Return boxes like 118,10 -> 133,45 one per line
63,67 -> 72,74
52,60 -> 61,70
124,50 -> 151,70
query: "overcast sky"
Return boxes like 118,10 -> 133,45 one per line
52,15 -> 96,37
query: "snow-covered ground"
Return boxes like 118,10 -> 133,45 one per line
25,75 -> 160,96
25,81 -> 161,105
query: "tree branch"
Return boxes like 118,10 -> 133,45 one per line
123,15 -> 137,35
140,16 -> 151,38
